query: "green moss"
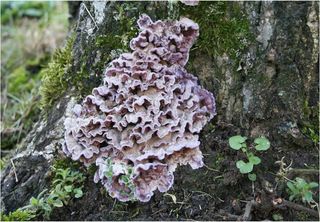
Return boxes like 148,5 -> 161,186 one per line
0,158 -> 6,170
93,2 -> 139,63
302,127 -> 319,145
40,1 -> 249,107
178,1 -> 252,59
297,211 -> 310,221
0,209 -> 36,221
39,36 -> 74,110
67,3 -> 140,97
301,100 -> 319,145
212,152 -> 225,170
52,157 -> 83,172
302,100 -> 311,117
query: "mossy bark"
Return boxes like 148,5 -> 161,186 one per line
1,1 -> 318,220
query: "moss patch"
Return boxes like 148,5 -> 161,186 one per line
39,36 -> 74,110
301,100 -> 319,146
0,209 -> 36,221
39,2 -> 252,110
178,1 -> 252,59
65,2 -> 143,98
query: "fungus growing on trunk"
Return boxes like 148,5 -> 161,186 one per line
63,14 -> 216,202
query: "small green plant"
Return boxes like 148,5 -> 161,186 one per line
21,166 -> 85,219
302,127 -> 319,145
272,213 -> 284,221
0,209 -> 36,221
51,167 -> 85,200
286,177 -> 318,204
228,135 -> 270,181
24,189 -> 51,219
104,158 -> 136,201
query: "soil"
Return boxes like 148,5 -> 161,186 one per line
49,124 -> 319,221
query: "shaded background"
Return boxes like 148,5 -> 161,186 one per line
1,1 -> 68,153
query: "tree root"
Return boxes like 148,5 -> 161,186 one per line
217,209 -> 240,220
219,197 -> 319,221
287,168 -> 319,179
274,199 -> 319,218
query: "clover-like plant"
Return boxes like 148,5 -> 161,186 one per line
287,177 -> 319,204
228,135 -> 270,181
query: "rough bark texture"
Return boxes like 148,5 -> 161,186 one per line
1,1 -> 319,221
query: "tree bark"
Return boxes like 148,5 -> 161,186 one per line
1,1 -> 318,220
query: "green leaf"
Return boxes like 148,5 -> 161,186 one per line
229,135 -> 247,150
254,136 -> 270,151
52,179 -> 63,185
122,176 -> 130,183
42,204 -> 52,213
248,173 -> 256,181
286,182 -> 295,192
64,185 -> 73,193
236,160 -> 253,174
74,189 -> 83,198
105,171 -> 113,179
289,195 -> 295,201
53,199 -> 64,208
30,197 -> 38,206
295,177 -> 307,189
248,155 -> 261,165
308,182 -> 319,189
303,191 -> 313,203
272,214 -> 283,221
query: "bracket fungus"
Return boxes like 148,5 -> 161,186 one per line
63,14 -> 216,202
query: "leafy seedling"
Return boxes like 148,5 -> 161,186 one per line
236,160 -> 253,174
228,135 -> 270,181
287,177 -> 318,204
254,137 -> 270,151
21,166 -> 85,220
229,135 -> 247,150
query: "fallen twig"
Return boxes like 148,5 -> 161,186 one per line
287,168 -> 319,179
242,200 -> 257,221
191,190 -> 213,198
82,3 -> 99,31
10,159 -> 18,182
275,199 -> 319,218
204,164 -> 220,172
217,209 -> 240,221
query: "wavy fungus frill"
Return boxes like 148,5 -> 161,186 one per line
63,14 -> 216,202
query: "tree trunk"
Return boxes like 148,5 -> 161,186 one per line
1,1 -> 318,221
